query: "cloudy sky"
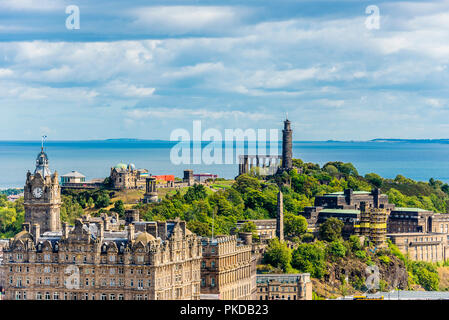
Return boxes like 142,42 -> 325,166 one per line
1,0 -> 449,140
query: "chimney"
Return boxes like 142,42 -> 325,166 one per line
344,188 -> 353,205
63,222 -> 69,239
157,221 -> 167,240
146,222 -> 158,238
239,232 -> 253,246
98,222 -> 104,240
128,224 -> 135,243
32,223 -> 40,245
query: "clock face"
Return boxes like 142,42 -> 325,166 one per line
33,187 -> 43,198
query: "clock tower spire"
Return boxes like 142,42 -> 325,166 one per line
24,141 -> 61,234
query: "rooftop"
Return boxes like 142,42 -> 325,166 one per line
61,170 -> 85,178
320,209 -> 360,214
392,207 -> 432,213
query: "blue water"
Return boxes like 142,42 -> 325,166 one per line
2,140 -> 449,189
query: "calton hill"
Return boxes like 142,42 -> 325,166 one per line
3,158 -> 449,298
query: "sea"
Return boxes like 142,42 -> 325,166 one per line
2,139 -> 449,189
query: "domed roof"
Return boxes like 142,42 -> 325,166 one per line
135,231 -> 155,243
114,163 -> 127,170
128,163 -> 136,170
34,149 -> 51,177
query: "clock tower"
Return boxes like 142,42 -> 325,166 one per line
24,144 -> 61,234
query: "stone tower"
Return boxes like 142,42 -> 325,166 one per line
143,176 -> 158,203
282,118 -> 293,170
276,190 -> 284,242
24,146 -> 61,234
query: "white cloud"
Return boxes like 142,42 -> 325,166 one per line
0,0 -> 64,11
126,107 -> 272,121
129,6 -> 246,34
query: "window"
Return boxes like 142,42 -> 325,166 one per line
118,294 -> 124,300
54,292 -> 59,300
36,292 -> 42,300
110,294 -> 116,300
45,292 -> 50,300
211,278 -> 216,287
101,294 -> 107,300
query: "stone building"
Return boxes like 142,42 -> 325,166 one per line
60,171 -> 86,185
24,147 -> 61,234
237,118 -> 292,176
388,232 -> 448,262
200,235 -> 256,300
2,218 -> 202,300
109,163 -> 148,190
314,188 -> 394,211
301,188 -> 395,237
256,274 -> 312,300
236,220 -> 276,242
142,177 -> 158,203
387,207 -> 435,233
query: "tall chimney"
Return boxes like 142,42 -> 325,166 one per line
63,222 -> 69,239
32,223 -> 40,245
128,224 -> 135,243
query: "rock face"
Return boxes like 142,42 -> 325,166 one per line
315,252 -> 409,298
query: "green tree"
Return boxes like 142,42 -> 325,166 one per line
95,193 -> 111,209
319,217 -> 344,242
111,200 -> 125,217
365,173 -> 383,188
263,238 -> 292,272
184,184 -> 208,203
292,243 -> 326,279
326,240 -> 347,259
284,213 -> 308,238
0,207 -> 17,233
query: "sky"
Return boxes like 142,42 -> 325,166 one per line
1,0 -> 449,140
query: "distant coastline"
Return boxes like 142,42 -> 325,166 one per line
2,138 -> 449,143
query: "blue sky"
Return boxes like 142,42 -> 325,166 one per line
1,0 -> 449,140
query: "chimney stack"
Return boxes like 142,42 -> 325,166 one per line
63,222 -> 69,239
32,223 -> 40,245
128,224 -> 135,243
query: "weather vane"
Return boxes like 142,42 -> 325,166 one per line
41,135 -> 47,151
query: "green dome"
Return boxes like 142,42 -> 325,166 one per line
114,163 -> 127,169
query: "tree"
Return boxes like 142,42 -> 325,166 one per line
184,184 -> 207,203
95,193 -> 111,209
187,220 -> 211,236
324,165 -> 339,176
326,240 -> 347,259
111,200 -> 125,217
319,217 -> 344,242
284,213 -> 307,238
292,243 -> 326,279
239,221 -> 256,233
263,238 -> 292,272
365,173 -> 383,188
0,207 -> 17,233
